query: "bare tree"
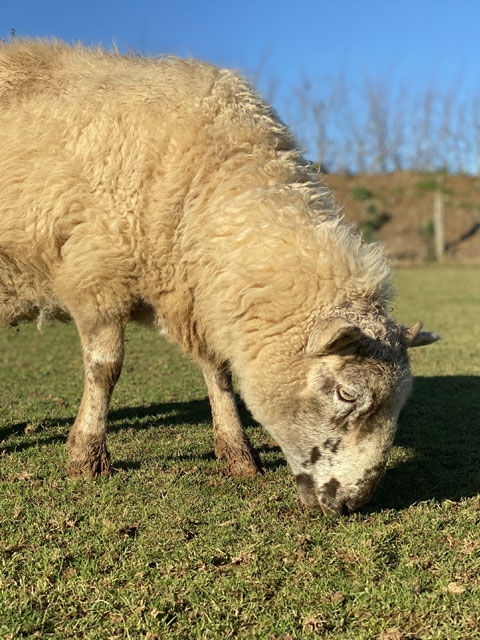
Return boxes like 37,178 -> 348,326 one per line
389,84 -> 408,171
437,88 -> 455,170
248,47 -> 278,105
452,100 -> 471,174
282,65 -> 476,175
333,75 -> 369,173
364,73 -> 391,173
289,74 -> 342,171
409,85 -> 436,171
471,93 -> 480,174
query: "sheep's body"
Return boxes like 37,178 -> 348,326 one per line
0,40 -> 436,513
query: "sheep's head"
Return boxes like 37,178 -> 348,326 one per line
241,315 -> 439,515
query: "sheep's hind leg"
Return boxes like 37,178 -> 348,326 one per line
66,318 -> 125,478
202,363 -> 262,477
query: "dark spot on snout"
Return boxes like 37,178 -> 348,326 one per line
295,473 -> 320,509
356,462 -> 386,488
301,447 -> 322,469
295,473 -> 315,493
323,438 -> 341,454
321,477 -> 340,502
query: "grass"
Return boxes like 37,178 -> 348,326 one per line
350,186 -> 373,201
414,179 -> 453,195
0,266 -> 479,639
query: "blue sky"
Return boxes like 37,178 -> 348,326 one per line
3,1 -> 480,165
3,1 -> 479,85
4,1 -> 480,84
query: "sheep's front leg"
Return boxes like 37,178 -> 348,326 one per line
66,320 -> 125,477
202,363 -> 262,477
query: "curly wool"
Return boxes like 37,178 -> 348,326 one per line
0,39 -> 392,368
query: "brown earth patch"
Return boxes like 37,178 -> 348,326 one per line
323,171 -> 480,263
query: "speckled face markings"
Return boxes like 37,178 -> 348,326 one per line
290,311 -> 439,514
296,366 -> 400,512
295,473 -> 315,493
355,462 -> 385,489
301,445 -> 323,469
320,477 -> 340,503
323,437 -> 341,454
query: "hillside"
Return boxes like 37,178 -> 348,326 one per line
322,172 -> 480,263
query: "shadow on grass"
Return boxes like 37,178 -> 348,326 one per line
1,395 -> 284,464
0,398 -> 215,440
369,375 -> 480,511
0,398 -> 214,453
2,376 -> 478,510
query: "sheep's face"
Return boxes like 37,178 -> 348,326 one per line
291,346 -> 411,515
242,317 -> 438,515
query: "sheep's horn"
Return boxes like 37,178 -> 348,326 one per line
405,322 -> 441,348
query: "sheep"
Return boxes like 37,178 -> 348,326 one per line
0,39 -> 439,514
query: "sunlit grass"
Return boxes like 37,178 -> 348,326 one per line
0,266 -> 479,639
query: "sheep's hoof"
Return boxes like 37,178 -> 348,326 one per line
67,456 -> 111,478
215,438 -> 263,477
66,433 -> 111,478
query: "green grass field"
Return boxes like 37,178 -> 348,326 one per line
0,266 -> 479,639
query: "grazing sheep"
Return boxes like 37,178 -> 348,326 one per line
0,39 -> 439,514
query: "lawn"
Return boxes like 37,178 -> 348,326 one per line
0,266 -> 479,639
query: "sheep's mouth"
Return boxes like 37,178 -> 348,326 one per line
295,472 -> 379,515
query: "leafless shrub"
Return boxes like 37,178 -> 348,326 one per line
280,69 -> 479,175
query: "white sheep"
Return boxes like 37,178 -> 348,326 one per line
0,40 -> 438,513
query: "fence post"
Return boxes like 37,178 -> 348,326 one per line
433,190 -> 445,261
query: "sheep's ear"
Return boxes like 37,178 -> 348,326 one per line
306,317 -> 362,356
404,322 -> 441,348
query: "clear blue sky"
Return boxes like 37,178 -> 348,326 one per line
3,1 -> 480,160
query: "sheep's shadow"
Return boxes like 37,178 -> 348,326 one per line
0,398 -> 214,453
368,375 -> 480,511
2,376 -> 478,510
1,394 -> 285,468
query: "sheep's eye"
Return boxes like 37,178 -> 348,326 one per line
336,385 -> 357,403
